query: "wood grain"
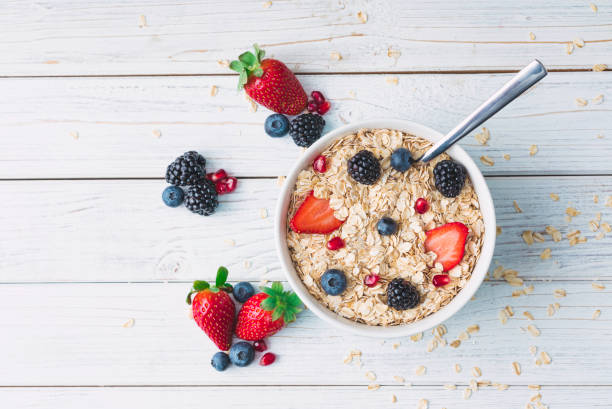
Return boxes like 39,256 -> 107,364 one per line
0,0 -> 610,75
0,385 -> 609,409
0,281 -> 609,386
2,177 -> 611,283
0,73 -> 610,178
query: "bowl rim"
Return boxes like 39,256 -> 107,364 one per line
275,119 -> 496,337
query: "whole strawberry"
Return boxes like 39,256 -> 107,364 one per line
186,267 -> 235,351
230,44 -> 307,115
235,282 -> 302,341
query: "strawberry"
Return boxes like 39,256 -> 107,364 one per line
290,191 -> 345,234
235,282 -> 302,341
424,222 -> 469,272
186,266 -> 235,351
230,44 -> 307,115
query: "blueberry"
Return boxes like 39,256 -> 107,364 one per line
229,342 -> 255,367
320,269 -> 347,296
162,186 -> 184,207
264,114 -> 290,137
377,217 -> 398,236
211,351 -> 230,371
390,148 -> 412,172
233,282 -> 255,303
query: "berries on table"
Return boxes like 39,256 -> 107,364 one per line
165,151 -> 207,186
386,278 -> 420,310
390,148 -> 412,172
377,217 -> 398,236
326,236 -> 345,251
347,150 -> 381,185
211,351 -> 230,371
364,274 -> 380,287
233,282 -> 255,303
317,100 -> 331,115
186,267 -> 235,351
313,155 -> 327,173
414,198 -> 429,214
229,341 -> 255,367
259,352 -> 276,366
235,282 -> 302,341
207,169 -> 228,183
215,176 -> 238,195
253,339 -> 267,352
311,91 -> 325,105
432,274 -> 451,287
433,160 -> 467,198
289,113 -> 326,147
307,102 -> 318,113
264,114 -> 290,138
230,44 -> 307,115
290,191 -> 345,234
424,222 -> 469,271
162,186 -> 184,207
320,269 -> 347,296
185,179 -> 219,216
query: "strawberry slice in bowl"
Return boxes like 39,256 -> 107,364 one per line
289,191 -> 345,234
425,222 -> 469,272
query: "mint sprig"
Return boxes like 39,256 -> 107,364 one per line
186,266 -> 233,305
229,44 -> 266,90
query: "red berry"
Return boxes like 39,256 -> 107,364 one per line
414,198 -> 429,214
215,177 -> 238,195
317,101 -> 331,115
311,91 -> 325,105
313,155 -> 327,173
253,339 -> 267,352
364,274 -> 379,287
307,101 -> 318,113
432,274 -> 450,287
207,169 -> 227,183
326,236 -> 345,250
259,352 -> 276,366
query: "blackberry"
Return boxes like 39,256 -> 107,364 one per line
184,180 -> 218,216
433,160 -> 466,198
386,278 -> 420,310
165,151 -> 206,186
347,150 -> 381,185
289,113 -> 325,147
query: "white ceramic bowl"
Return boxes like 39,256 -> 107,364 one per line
275,119 -> 496,337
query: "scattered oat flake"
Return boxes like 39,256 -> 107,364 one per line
549,193 -> 559,201
522,230 -> 534,245
554,289 -> 566,298
503,154 -> 511,160
593,64 -> 607,72
592,94 -> 604,105
505,305 -> 514,317
527,324 -> 540,337
393,375 -> 405,383
70,131 -> 79,140
499,309 -> 508,324
217,59 -> 230,68
573,38 -> 585,48
529,345 -> 537,355
566,42 -> 574,54
472,367 -> 482,377
365,371 -> 377,381
122,318 -> 135,328
540,248 -> 552,260
513,201 -> 523,213
566,207 -> 581,217
497,384 -> 510,391
533,232 -> 545,242
590,3 -> 598,12
523,311 -> 535,320
467,324 -> 480,334
474,127 -> 490,145
210,85 -> 218,97
512,361 -> 521,375
410,332 -> 423,342
138,15 -> 147,28
367,383 -> 380,391
259,208 -> 268,219
463,387 -> 472,400
262,0 -> 272,8
224,238 -> 235,246
417,399 -> 428,409
387,48 -> 401,58
496,226 -> 502,236
576,98 -> 588,107
330,51 -> 342,61
392,342 -> 401,349
547,304 -> 555,316
243,260 -> 252,269
540,351 -> 552,364
450,339 -> 461,348
480,155 -> 494,166
385,76 -> 399,85
458,331 -> 469,341
592,282 -> 605,290
245,94 -> 258,112
528,385 -> 541,390
529,145 -> 538,156
529,32 -> 536,40
444,384 -> 457,390
454,363 -> 462,373
593,309 -> 601,319
357,11 -> 368,23
151,129 -> 162,138
391,394 -> 397,403
415,365 -> 426,376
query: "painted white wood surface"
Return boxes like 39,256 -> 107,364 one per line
1,0 -> 610,76
0,281 -> 609,386
1,72 -> 610,178
2,177 -> 612,283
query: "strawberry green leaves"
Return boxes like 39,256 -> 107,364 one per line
259,281 -> 303,324
186,266 -> 232,305
230,44 -> 266,89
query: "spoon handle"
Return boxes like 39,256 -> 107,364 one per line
419,60 -> 548,163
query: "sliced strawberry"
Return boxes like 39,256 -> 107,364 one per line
290,191 -> 345,234
424,222 -> 469,272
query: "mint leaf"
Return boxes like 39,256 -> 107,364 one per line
229,60 -> 244,73
238,51 -> 256,67
216,266 -> 228,287
260,297 -> 276,311
287,293 -> 302,307
271,308 -> 283,321
271,282 -> 283,294
261,286 -> 276,296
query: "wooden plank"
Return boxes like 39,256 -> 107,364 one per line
0,281 -> 609,386
0,72 -> 610,178
0,0 -> 610,75
0,385 -> 609,409
1,177 -> 611,283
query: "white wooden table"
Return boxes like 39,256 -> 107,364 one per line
1,1 -> 611,407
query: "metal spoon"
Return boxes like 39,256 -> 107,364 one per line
417,60 -> 548,163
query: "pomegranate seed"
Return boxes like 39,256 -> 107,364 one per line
307,101 -> 318,113
326,236 -> 345,251
207,169 -> 228,183
253,340 -> 267,352
311,91 -> 325,105
313,155 -> 327,173
215,177 -> 238,195
259,352 -> 276,366
317,101 -> 331,115
364,274 -> 380,287
432,274 -> 450,287
414,198 -> 429,214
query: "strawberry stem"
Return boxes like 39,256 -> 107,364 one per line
185,267 -> 232,305
259,282 -> 303,324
